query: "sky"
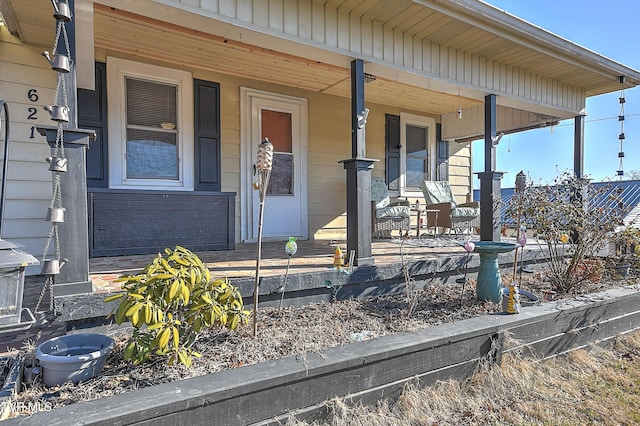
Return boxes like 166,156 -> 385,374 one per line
472,0 -> 640,188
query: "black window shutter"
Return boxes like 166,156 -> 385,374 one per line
436,123 -> 449,181
194,79 -> 221,192
385,113 -> 401,190
78,62 -> 108,188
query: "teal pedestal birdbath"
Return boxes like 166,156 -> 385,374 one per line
473,241 -> 518,303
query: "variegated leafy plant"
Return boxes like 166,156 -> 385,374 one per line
105,246 -> 249,367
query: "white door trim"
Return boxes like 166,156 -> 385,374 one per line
240,87 -> 309,242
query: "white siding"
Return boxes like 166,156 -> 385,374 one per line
166,0 -> 585,114
0,31 -> 56,268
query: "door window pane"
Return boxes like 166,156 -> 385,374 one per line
270,153 -> 293,195
262,109 -> 293,195
125,78 -> 178,180
261,110 -> 292,152
405,124 -> 428,189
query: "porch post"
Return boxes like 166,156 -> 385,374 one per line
37,127 -> 95,296
35,0 -> 96,296
62,0 -> 78,129
340,59 -> 376,266
571,113 -> 587,243
574,113 -> 585,179
477,94 -> 502,241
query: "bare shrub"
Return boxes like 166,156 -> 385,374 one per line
507,172 -> 628,292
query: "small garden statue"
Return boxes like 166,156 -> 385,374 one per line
504,225 -> 523,314
517,226 -> 527,248
459,237 -> 475,307
278,237 -> 298,310
516,226 -> 529,280
333,245 -> 345,269
285,236 -> 298,257
505,281 -> 521,314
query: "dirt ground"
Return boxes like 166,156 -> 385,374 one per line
8,267 -> 637,419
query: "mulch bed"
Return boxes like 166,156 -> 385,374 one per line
7,268 -> 637,418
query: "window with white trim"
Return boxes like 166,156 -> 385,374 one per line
400,112 -> 436,195
107,57 -> 194,190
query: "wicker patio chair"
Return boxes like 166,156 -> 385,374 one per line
420,180 -> 480,234
371,177 -> 411,237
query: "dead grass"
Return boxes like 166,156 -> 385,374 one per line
286,331 -> 640,425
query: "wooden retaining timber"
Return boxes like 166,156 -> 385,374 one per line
4,285 -> 640,425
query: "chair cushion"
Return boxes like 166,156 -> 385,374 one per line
371,177 -> 390,209
421,181 -> 456,205
452,206 -> 480,218
376,204 -> 411,219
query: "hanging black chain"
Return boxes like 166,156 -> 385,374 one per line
617,76 -> 626,179
38,0 -> 74,312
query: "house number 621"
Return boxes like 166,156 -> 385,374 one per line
27,88 -> 39,139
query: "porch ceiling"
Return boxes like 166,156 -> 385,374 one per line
2,0 -> 639,117
91,6 -> 480,115
0,1 -> 479,115
323,0 -> 640,96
